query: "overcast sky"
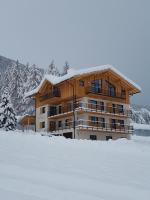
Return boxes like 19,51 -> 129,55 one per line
0,0 -> 149,105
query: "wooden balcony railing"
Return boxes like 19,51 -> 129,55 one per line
85,87 -> 126,99
49,120 -> 133,134
40,88 -> 61,101
48,102 -> 132,117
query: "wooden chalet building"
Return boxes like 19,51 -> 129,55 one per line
26,65 -> 141,140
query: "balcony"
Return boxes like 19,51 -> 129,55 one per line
49,119 -> 133,134
48,103 -> 73,117
85,87 -> 126,99
47,102 -> 131,118
77,120 -> 133,134
40,88 -> 61,101
77,102 -> 131,117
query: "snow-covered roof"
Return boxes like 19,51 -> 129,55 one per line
26,65 -> 141,97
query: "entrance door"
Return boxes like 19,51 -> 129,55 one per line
49,121 -> 56,131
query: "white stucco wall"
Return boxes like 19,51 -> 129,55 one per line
36,105 -> 49,132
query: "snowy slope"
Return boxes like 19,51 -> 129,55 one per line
0,55 -> 44,115
0,131 -> 149,200
131,105 -> 150,124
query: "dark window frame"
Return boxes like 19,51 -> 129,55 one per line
118,119 -> 125,128
91,116 -> 99,124
58,121 -> 62,128
65,119 -> 70,126
89,100 -> 97,109
100,101 -> 104,111
90,135 -> 97,140
91,79 -> 102,93
106,80 -> 116,97
117,104 -> 124,113
106,136 -> 112,141
41,121 -> 45,128
41,107 -> 46,114
99,117 -> 105,128
79,80 -> 84,87
58,105 -> 62,114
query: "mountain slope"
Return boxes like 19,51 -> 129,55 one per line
0,55 -> 44,115
131,105 -> 150,124
0,55 -> 17,73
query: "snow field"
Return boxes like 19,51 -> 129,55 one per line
0,131 -> 150,200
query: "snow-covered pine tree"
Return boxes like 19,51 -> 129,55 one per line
0,58 -> 44,116
10,60 -> 25,114
25,64 -> 43,92
61,61 -> 70,76
0,89 -> 17,131
47,60 -> 60,76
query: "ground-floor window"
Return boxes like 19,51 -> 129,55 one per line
106,136 -> 112,140
40,121 -> 45,128
90,135 -> 97,140
58,121 -> 62,128
65,119 -> 70,127
63,132 -> 72,139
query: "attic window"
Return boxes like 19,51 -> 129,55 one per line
121,90 -> 126,97
79,80 -> 84,87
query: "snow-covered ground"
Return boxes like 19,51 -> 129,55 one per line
0,131 -> 150,200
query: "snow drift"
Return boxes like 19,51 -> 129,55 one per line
0,131 -> 149,200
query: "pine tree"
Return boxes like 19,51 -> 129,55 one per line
47,60 -> 60,76
0,59 -> 44,116
0,90 -> 17,131
10,61 -> 25,114
25,64 -> 43,92
61,61 -> 70,76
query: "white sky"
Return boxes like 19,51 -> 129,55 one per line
0,0 -> 149,105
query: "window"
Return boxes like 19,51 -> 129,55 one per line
100,117 -> 105,128
118,120 -> 124,128
90,135 -> 97,140
112,104 -> 124,114
41,107 -> 46,114
121,89 -> 126,97
100,101 -> 104,111
91,116 -> 98,124
79,80 -> 84,86
117,104 -> 124,114
89,100 -> 97,109
41,121 -> 45,128
58,105 -> 62,114
91,79 -> 102,93
106,136 -> 112,141
58,121 -> 62,128
65,119 -> 70,126
67,103 -> 72,111
106,80 -> 116,97
111,119 -> 116,129
49,106 -> 57,116
112,104 -> 116,113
